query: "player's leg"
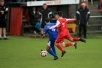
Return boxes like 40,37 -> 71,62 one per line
2,21 -> 7,39
55,36 -> 66,57
40,28 -> 44,36
40,24 -> 45,36
83,25 -> 87,38
51,45 -> 57,56
3,28 -> 7,39
66,32 -> 86,43
0,28 -> 2,39
79,24 -> 82,37
0,22 -> 3,39
55,37 -> 65,52
64,42 -> 77,49
46,46 -> 56,57
51,41 -> 58,60
58,42 -> 66,57
46,41 -> 58,60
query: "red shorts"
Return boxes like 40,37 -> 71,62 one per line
55,33 -> 73,43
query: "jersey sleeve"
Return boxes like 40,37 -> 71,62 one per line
66,19 -> 76,23
76,9 -> 80,21
87,9 -> 90,22
49,20 -> 60,29
48,8 -> 52,18
44,25 -> 48,34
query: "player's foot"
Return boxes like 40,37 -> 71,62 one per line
54,56 -> 58,60
3,37 -> 8,40
80,38 -> 86,43
41,34 -> 43,37
74,43 -> 77,49
0,38 -> 2,40
61,51 -> 66,57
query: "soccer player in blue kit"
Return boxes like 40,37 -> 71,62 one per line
42,18 -> 58,60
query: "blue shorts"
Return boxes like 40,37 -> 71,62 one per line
47,40 -> 55,47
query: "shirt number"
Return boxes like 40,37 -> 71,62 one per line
52,29 -> 55,31
62,23 -> 65,27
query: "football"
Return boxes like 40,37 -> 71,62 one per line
40,50 -> 47,57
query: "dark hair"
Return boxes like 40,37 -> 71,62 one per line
0,0 -> 4,2
43,3 -> 47,5
50,15 -> 56,23
55,11 -> 63,17
45,18 -> 50,23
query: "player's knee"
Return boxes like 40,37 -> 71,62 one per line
46,46 -> 51,50
54,42 -> 58,46
62,45 -> 66,48
70,38 -> 74,42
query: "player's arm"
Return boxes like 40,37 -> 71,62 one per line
66,19 -> 76,24
87,9 -> 90,22
4,7 -> 8,14
48,8 -> 52,18
49,20 -> 60,29
41,26 -> 48,39
76,10 -> 80,21
41,34 -> 46,39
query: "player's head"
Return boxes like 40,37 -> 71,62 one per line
81,3 -> 86,9
0,0 -> 4,6
32,7 -> 36,11
45,18 -> 50,24
43,3 -> 47,10
55,11 -> 63,19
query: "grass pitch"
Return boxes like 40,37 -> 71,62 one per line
0,36 -> 102,68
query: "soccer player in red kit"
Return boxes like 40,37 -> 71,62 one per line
49,11 -> 86,57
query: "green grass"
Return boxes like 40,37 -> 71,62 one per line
0,36 -> 102,68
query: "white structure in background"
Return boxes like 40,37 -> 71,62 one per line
27,0 -> 80,6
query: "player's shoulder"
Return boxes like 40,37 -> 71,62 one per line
47,8 -> 51,11
46,23 -> 56,26
59,18 -> 66,21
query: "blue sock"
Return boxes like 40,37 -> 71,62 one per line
47,50 -> 56,57
52,46 -> 57,56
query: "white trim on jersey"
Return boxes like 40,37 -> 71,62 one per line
76,11 -> 80,14
48,12 -> 52,18
87,11 -> 90,14
39,12 -> 42,23
50,20 -> 60,29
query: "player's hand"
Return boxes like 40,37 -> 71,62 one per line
41,34 -> 45,39
47,26 -> 51,29
0,11 -> 4,14
72,18 -> 76,21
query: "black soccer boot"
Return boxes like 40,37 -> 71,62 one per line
61,51 -> 66,57
0,38 -> 2,40
74,42 -> 77,49
80,38 -> 86,43
4,37 -> 8,40
54,56 -> 58,60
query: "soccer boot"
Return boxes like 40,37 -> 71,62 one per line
61,51 -> 66,57
4,37 -> 8,40
74,42 -> 77,49
0,37 -> 2,40
53,56 -> 58,60
80,38 -> 86,43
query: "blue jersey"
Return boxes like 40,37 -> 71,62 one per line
44,23 -> 58,41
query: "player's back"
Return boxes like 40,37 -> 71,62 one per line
57,18 -> 68,35
44,23 -> 58,41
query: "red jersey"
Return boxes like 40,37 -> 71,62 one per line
50,18 -> 75,35
57,18 -> 68,35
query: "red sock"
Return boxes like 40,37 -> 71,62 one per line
73,38 -> 80,41
56,44 -> 64,52
65,42 -> 73,47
